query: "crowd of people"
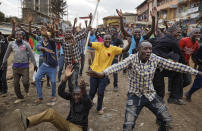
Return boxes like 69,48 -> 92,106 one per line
0,7 -> 202,131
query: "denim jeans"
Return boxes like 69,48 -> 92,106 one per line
67,64 -> 79,92
188,68 -> 202,96
89,76 -> 109,111
32,53 -> 40,82
0,66 -> 8,94
112,58 -> 118,88
35,63 -> 57,98
79,54 -> 85,75
58,55 -> 64,81
123,94 -> 172,131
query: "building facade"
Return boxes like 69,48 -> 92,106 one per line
136,0 -> 149,23
136,0 -> 200,25
103,16 -> 120,27
123,13 -> 138,24
22,0 -> 52,24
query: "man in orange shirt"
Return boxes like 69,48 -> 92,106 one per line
179,28 -> 200,66
179,28 -> 200,87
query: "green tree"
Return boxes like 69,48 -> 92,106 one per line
0,11 -> 5,22
50,0 -> 67,18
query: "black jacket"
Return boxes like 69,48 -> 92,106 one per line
0,37 -> 8,66
58,81 -> 92,130
152,35 -> 186,64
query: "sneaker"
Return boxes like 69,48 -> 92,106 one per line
51,97 -> 57,102
25,93 -> 30,97
13,109 -> 27,131
14,99 -> 25,104
31,81 -> 36,86
47,102 -> 56,106
35,98 -> 43,103
185,92 -> 191,102
168,98 -> 186,105
114,86 -> 118,92
97,109 -> 104,115
2,93 -> 8,97
156,119 -> 172,129
46,85 -> 51,89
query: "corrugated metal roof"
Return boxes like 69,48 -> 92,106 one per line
0,25 -> 12,35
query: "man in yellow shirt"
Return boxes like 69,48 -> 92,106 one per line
88,34 -> 131,115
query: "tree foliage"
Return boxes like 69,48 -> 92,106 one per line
50,0 -> 67,18
0,11 -> 5,22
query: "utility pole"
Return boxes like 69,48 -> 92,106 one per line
97,11 -> 99,28
66,0 -> 69,21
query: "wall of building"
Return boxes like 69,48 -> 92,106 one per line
124,16 -> 136,24
103,18 -> 120,26
148,0 -> 153,23
137,0 -> 200,25
137,3 -> 149,15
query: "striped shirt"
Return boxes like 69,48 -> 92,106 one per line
104,53 -> 198,101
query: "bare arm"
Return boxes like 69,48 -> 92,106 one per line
2,42 -> 12,65
85,20 -> 88,28
88,42 -> 92,47
58,65 -> 74,100
145,8 -> 156,39
88,13 -> 93,26
122,37 -> 131,53
11,18 -> 16,38
72,18 -> 77,35
28,16 -> 33,34
116,9 -> 130,37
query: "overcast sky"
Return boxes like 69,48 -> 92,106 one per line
0,0 -> 144,27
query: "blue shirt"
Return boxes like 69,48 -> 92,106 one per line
60,46 -> 64,55
37,39 -> 58,67
77,39 -> 85,54
88,34 -> 97,50
90,34 -> 96,42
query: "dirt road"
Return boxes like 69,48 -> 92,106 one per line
0,55 -> 202,131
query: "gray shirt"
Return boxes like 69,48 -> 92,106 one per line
2,41 -> 36,67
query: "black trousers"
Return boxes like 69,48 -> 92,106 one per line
153,69 -> 183,99
0,66 -> 8,93
123,94 -> 172,131
122,52 -> 129,73
79,54 -> 85,75
112,58 -> 118,88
